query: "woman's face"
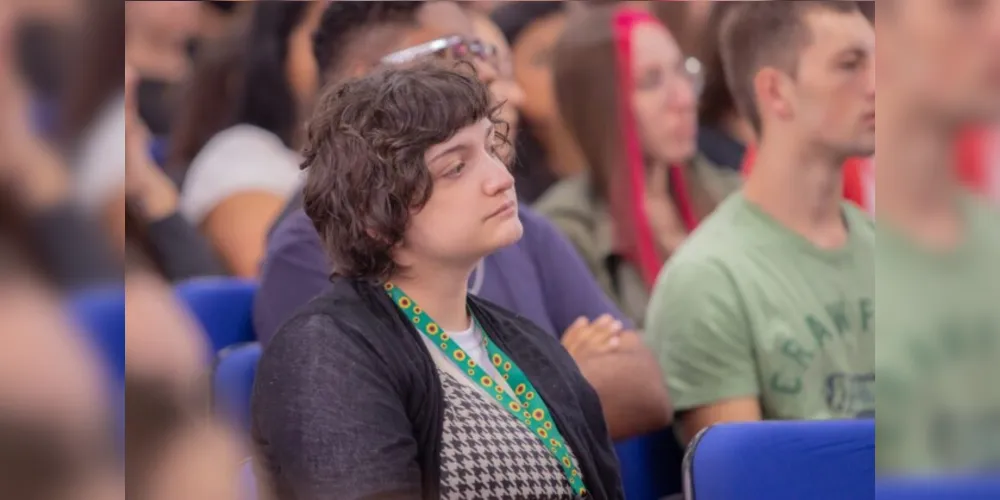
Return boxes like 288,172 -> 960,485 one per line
400,117 -> 522,268
630,22 -> 698,165
472,14 -> 525,145
285,0 -> 326,115
510,12 -> 566,130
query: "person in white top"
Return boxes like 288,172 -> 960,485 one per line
180,1 -> 325,277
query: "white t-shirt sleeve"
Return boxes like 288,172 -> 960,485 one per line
180,125 -> 304,224
74,95 -> 126,214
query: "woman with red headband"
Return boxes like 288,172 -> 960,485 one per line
535,5 -> 740,326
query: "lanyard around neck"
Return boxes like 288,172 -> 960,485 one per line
384,282 -> 588,497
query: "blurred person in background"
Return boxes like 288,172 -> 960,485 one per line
67,0 -> 222,282
874,0 -> 1000,473
124,0 -> 201,136
179,0 -> 325,278
0,0 -> 127,291
647,1 -> 876,445
696,2 -> 756,173
254,61 -> 623,500
256,0 -> 672,440
124,208 -> 246,500
0,187 -> 121,499
166,33 -> 247,182
535,5 -> 739,327
491,1 -> 585,203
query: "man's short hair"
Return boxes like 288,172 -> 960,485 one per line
718,1 -> 861,134
301,61 -> 506,281
312,1 -> 425,81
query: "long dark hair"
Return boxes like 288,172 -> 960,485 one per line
57,0 -> 125,151
696,3 -> 738,129
233,1 -> 312,149
166,34 -> 247,172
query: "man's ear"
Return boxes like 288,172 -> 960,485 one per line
753,66 -> 795,125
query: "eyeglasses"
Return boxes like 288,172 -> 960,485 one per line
635,56 -> 705,100
381,35 -> 498,68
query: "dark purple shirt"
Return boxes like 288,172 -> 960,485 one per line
254,206 -> 630,346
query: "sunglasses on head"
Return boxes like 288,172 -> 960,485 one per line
381,35 -> 498,67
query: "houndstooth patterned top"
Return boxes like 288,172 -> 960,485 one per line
437,370 -> 583,499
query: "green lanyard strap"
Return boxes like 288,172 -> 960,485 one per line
385,283 -> 587,497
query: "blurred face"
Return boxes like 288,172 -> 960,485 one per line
787,9 -> 876,157
472,13 -> 525,145
630,22 -> 698,165
878,0 -> 1000,124
401,118 -> 522,267
511,12 -> 566,129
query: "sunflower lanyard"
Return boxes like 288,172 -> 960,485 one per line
384,283 -> 588,497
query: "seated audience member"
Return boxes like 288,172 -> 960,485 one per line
124,0 -> 201,135
646,1 -> 875,445
257,0 -> 671,440
166,33 -> 247,183
875,0 -> 1000,473
69,2 -> 222,282
180,1 -> 326,277
253,61 -> 623,500
0,223 -> 120,499
695,3 -> 755,173
125,220 -> 247,500
491,1 -> 585,202
0,29 -> 119,289
536,6 -> 741,327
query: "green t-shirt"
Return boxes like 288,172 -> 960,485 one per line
876,195 -> 1000,474
646,193 -> 875,420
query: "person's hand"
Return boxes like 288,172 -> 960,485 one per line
124,64 -> 179,220
561,314 -> 624,359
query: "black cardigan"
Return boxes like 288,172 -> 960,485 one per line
251,278 -> 623,500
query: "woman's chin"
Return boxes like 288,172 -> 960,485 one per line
489,217 -> 524,251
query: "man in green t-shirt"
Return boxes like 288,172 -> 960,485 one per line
875,0 -> 1000,474
645,1 -> 876,445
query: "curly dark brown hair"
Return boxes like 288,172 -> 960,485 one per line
301,60 -> 508,282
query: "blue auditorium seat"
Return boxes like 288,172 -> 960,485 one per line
176,278 -> 257,353
685,420 -> 875,500
213,342 -> 262,432
614,427 -> 683,500
877,476 -> 1000,500
69,287 -> 126,384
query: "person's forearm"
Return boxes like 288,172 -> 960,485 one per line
575,333 -> 673,440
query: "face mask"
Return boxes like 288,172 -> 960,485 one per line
136,79 -> 176,136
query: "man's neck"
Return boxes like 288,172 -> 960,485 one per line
743,135 -> 848,248
388,260 -> 473,332
876,105 -> 965,250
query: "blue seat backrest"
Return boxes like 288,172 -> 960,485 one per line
877,476 -> 1000,500
176,278 -> 258,353
213,343 -> 262,432
685,420 -> 875,500
69,287 -> 126,384
614,427 -> 684,500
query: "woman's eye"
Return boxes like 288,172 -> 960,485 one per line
444,163 -> 466,178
